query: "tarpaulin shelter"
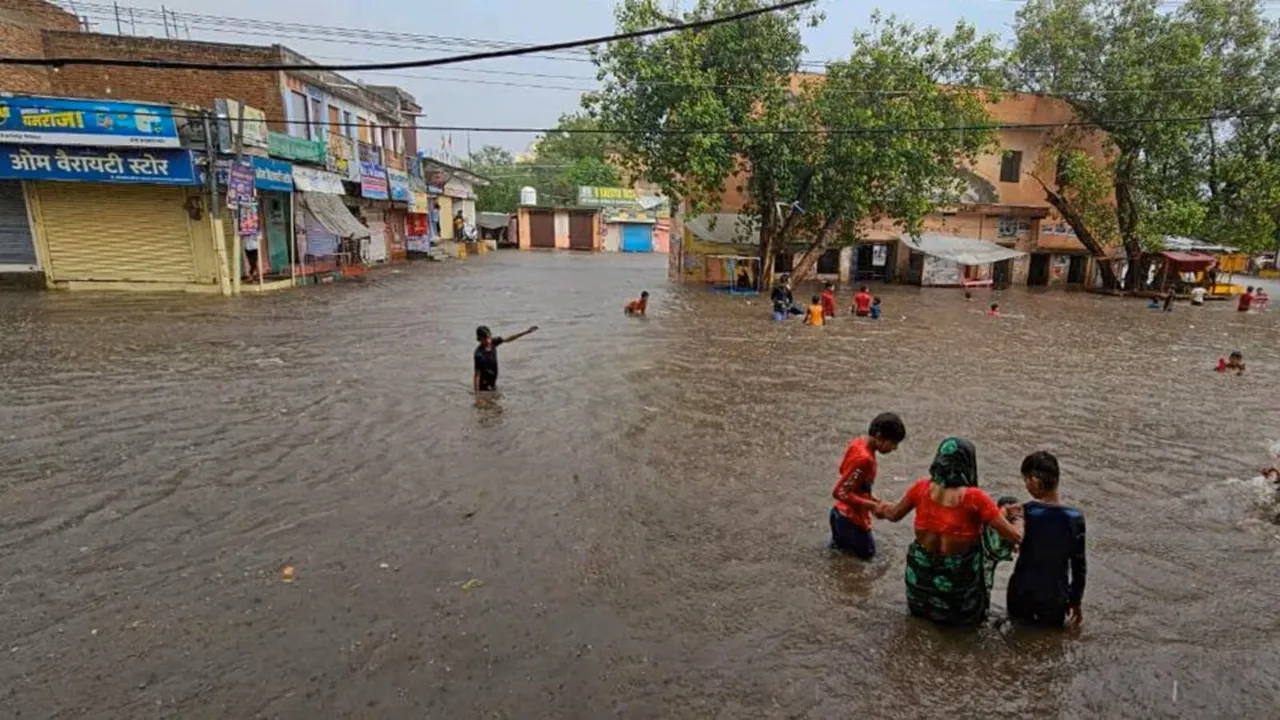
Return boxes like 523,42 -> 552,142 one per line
899,233 -> 1026,265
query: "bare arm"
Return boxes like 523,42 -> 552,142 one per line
881,490 -> 918,523
504,325 -> 540,342
988,512 -> 1023,545
473,372 -> 480,392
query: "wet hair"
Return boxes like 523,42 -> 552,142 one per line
1247,286 -> 1254,292
476,325 -> 492,341
868,412 -> 907,444
811,295 -> 821,304
1021,450 -> 1060,492
824,282 -> 833,290
1229,350 -> 1243,360
861,285 -> 870,292
964,291 -> 972,299
641,291 -> 649,298
872,297 -> 881,304
991,302 -> 1000,310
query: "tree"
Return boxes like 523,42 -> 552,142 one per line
785,15 -> 1003,281
530,112 -> 621,205
588,0 -> 822,286
1011,0 -> 1279,289
466,145 -> 529,214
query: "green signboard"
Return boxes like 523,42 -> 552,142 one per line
267,131 -> 325,165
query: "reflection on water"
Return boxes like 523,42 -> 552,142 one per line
1,252 -> 1278,717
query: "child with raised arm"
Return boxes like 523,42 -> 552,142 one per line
473,324 -> 538,392
1007,451 -> 1087,628
829,413 -> 906,560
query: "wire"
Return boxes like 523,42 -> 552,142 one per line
7,0 -> 816,71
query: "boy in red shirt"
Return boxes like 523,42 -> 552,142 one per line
852,286 -> 873,317
830,412 -> 907,559
820,282 -> 837,318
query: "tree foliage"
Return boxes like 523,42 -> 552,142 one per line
1012,0 -> 1280,288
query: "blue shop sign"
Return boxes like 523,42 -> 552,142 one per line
387,168 -> 411,203
252,156 -> 293,193
0,96 -> 180,148
0,145 -> 199,185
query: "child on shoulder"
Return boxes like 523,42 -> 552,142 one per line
829,413 -> 906,560
1007,451 -> 1087,629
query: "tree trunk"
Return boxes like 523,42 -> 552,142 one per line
1113,156 -> 1144,291
1032,174 -> 1118,289
788,219 -> 839,285
758,192 -> 776,291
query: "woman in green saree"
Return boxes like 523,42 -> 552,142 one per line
879,437 -> 1023,626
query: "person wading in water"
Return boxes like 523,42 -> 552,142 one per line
877,437 -> 1023,626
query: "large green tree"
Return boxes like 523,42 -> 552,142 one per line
1011,0 -> 1280,289
588,0 -> 821,285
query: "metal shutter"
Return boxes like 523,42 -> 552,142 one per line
35,183 -> 196,283
0,181 -> 36,266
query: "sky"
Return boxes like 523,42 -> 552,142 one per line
66,0 -> 1027,155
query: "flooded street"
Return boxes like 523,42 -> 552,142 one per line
2,251 -> 1279,718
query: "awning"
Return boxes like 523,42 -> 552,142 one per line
298,191 -> 370,240
292,166 -> 345,194
1161,250 -> 1215,271
899,233 -> 1026,265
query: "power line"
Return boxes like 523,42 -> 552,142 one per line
5,0 -> 815,71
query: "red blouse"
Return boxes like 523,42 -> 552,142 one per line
903,478 -> 1001,542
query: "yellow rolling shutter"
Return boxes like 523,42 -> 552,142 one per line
35,183 -> 196,283
437,196 -> 453,240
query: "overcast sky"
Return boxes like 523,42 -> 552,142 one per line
72,0 -> 1022,155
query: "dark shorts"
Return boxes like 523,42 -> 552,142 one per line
830,507 -> 875,560
1007,594 -> 1067,628
854,309 -> 869,317
477,373 -> 497,392
245,248 -> 259,271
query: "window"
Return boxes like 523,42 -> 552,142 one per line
343,111 -> 354,139
997,216 -> 1018,238
773,252 -> 793,274
288,91 -> 308,138
358,117 -> 372,144
308,98 -> 324,141
327,105 -> 341,141
373,124 -> 383,148
816,248 -> 841,275
1000,150 -> 1023,183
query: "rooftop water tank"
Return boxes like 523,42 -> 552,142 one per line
519,186 -> 537,206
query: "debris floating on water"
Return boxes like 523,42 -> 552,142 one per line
461,579 -> 485,590
280,565 -> 296,583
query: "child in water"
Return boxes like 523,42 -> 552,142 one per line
1007,451 -> 1087,629
624,291 -> 649,316
987,302 -> 1000,317
820,282 -> 837,319
804,295 -> 825,326
473,324 -> 539,392
1216,351 -> 1246,375
830,412 -> 907,560
870,297 -> 882,320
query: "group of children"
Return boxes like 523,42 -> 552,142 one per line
829,412 -> 1087,629
801,282 -> 882,326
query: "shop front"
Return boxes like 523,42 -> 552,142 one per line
0,180 -> 38,283
250,157 -> 294,278
293,165 -> 370,280
1,144 -> 215,290
406,189 -> 431,255
386,169 -> 412,261
359,160 -> 389,264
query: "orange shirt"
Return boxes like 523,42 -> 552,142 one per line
832,437 -> 877,529
806,303 -> 825,326
903,478 -> 1000,541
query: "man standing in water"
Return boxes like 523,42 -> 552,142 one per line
829,413 -> 907,560
473,324 -> 538,392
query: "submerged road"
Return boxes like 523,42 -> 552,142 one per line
2,251 -> 1278,718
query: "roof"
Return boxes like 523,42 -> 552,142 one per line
900,233 -> 1026,265
686,213 -> 761,246
1160,250 -> 1215,270
1162,236 -> 1238,253
420,156 -> 490,185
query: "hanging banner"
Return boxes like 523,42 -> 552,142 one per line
387,169 -> 411,203
0,145 -> 199,185
360,161 -> 388,200
293,166 -> 345,195
0,96 -> 180,148
238,202 -> 261,237
872,244 -> 888,267
251,156 -> 293,193
215,98 -> 269,151
409,191 -> 429,214
325,135 -> 361,183
225,156 -> 256,207
267,131 -> 325,164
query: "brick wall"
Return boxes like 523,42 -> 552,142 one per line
41,32 -> 287,132
0,22 -> 55,94
0,0 -> 81,31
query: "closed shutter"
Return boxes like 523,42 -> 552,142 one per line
437,197 -> 454,239
364,209 -> 387,263
0,181 -> 36,267
36,183 -> 195,283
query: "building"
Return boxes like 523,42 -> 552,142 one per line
574,186 -> 672,254
421,156 -> 488,251
713,91 -> 1106,289
0,0 -> 426,292
516,204 -> 603,251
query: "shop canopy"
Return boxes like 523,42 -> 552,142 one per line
298,192 -> 370,240
1160,250 -> 1215,271
899,233 -> 1025,265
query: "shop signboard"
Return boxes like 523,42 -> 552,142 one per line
577,186 -> 638,207
225,156 -> 255,207
238,202 -> 260,237
0,145 -> 199,185
360,161 -> 388,200
387,169 -> 411,203
409,191 -> 430,214
0,96 -> 180,148
577,185 -> 671,221
252,157 -> 294,193
267,131 -> 325,165
326,135 -> 361,183
215,98 -> 269,151
293,166 -> 345,195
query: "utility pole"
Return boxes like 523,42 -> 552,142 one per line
128,7 -> 135,35
203,111 -> 232,297
113,2 -> 121,35
161,5 -> 170,38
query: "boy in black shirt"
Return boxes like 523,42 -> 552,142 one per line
473,324 -> 538,392
1007,451 -> 1087,628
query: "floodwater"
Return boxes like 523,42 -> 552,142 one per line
2,251 -> 1278,719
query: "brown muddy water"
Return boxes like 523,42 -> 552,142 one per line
2,251 -> 1278,718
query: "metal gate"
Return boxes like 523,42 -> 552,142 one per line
0,182 -> 36,269
620,223 -> 653,253
528,211 -> 555,248
568,212 -> 594,251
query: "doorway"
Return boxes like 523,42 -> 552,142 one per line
263,193 -> 291,275
568,212 -> 595,251
529,211 -> 555,248
1028,253 -> 1050,287
1067,255 -> 1086,284
993,259 -> 1012,288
